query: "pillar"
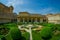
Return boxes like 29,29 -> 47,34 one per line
40,19 -> 43,23
23,18 -> 25,23
35,18 -> 37,23
31,18 -> 33,23
17,18 -> 20,22
27,18 -> 29,23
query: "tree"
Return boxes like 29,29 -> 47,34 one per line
10,27 -> 22,40
50,33 -> 60,40
40,27 -> 53,40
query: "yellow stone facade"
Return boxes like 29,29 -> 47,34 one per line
46,14 -> 60,24
17,12 -> 47,23
0,3 -> 17,23
0,3 -> 60,24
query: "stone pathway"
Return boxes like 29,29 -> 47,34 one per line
18,24 -> 43,40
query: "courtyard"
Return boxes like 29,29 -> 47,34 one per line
0,22 -> 60,40
0,0 -> 60,40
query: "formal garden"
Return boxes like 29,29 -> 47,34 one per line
0,22 -> 60,40
17,22 -> 60,40
0,23 -> 25,40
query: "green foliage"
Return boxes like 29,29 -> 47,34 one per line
0,35 -> 6,40
1,36 -> 6,40
40,27 -> 53,40
42,23 -> 55,27
50,24 -> 60,32
32,31 -> 42,40
5,23 -> 23,40
17,22 -> 24,25
0,23 -> 22,40
10,27 -> 22,40
0,25 -> 9,35
50,33 -> 60,40
22,32 -> 29,40
5,33 -> 13,40
0,35 -> 3,40
54,24 -> 60,31
0,23 -> 60,40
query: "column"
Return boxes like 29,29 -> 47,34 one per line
17,18 -> 20,22
27,18 -> 29,23
40,19 -> 43,23
23,18 -> 25,23
31,18 -> 33,23
19,18 -> 20,22
35,18 -> 37,23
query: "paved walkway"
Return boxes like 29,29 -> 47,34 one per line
18,25 -> 33,40
18,25 -> 43,40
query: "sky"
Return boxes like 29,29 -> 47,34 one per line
0,0 -> 60,14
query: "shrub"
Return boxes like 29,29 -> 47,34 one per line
17,22 -> 23,25
40,27 -> 53,40
0,35 -> 6,40
10,27 -> 22,40
1,36 -> 6,40
22,32 -> 29,40
50,33 -> 60,40
0,25 -> 9,35
32,31 -> 42,40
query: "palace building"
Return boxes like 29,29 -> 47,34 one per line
17,12 -> 60,24
0,3 -> 17,23
17,12 -> 47,23
46,14 -> 60,24
0,3 -> 60,24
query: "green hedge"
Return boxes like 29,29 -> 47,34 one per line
22,32 -> 29,40
40,27 -> 53,40
0,23 -> 23,40
10,27 -> 22,40
32,31 -> 42,40
50,33 -> 60,40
